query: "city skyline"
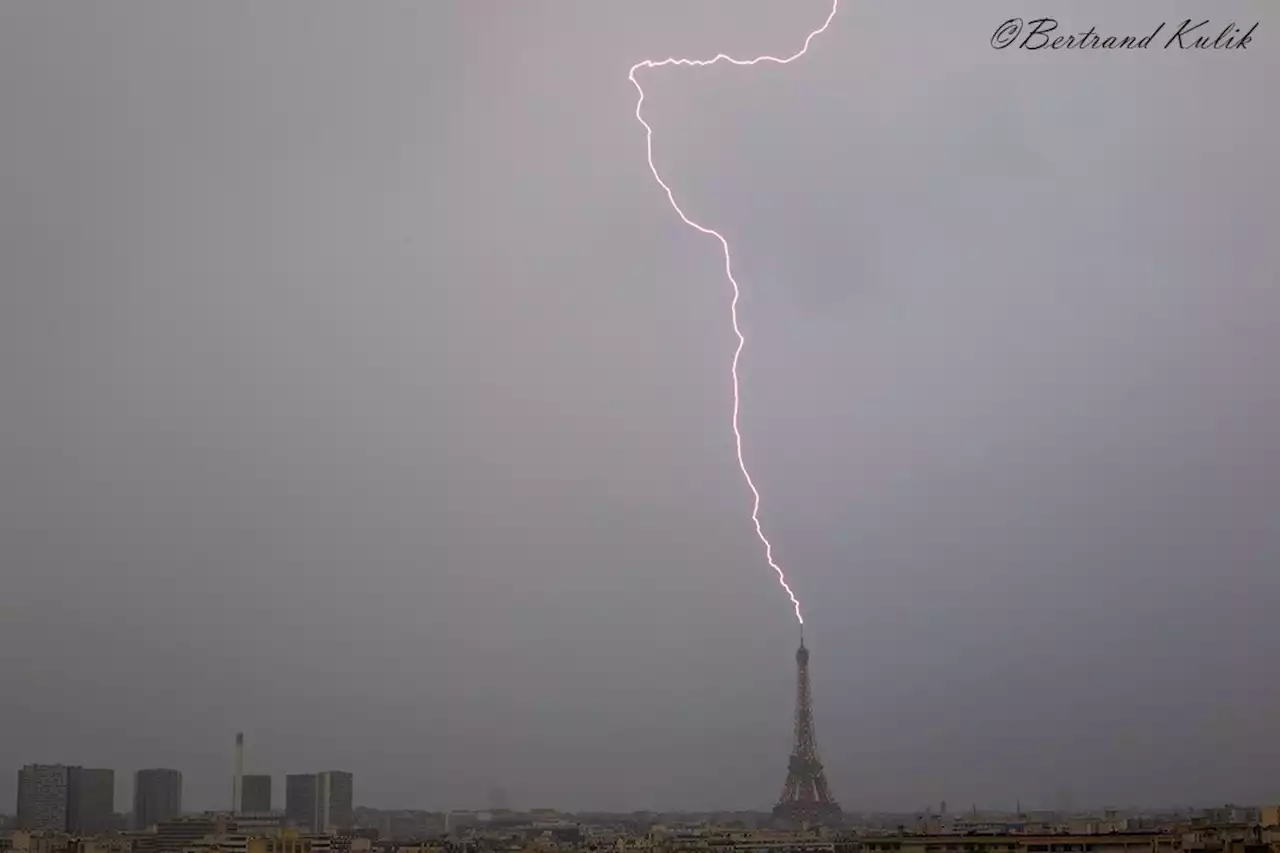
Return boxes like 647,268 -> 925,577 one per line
8,751 -> 1275,819
2,0 -> 1278,816
10,758 -> 1280,819
10,757 -> 354,827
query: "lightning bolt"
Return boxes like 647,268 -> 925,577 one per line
629,1 -> 839,627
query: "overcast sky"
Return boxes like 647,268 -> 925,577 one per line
2,0 -> 1278,816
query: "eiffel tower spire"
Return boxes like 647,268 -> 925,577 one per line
772,636 -> 843,827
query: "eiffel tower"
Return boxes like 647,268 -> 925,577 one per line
772,633 -> 843,827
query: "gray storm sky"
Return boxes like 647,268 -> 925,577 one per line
1,0 -> 1278,815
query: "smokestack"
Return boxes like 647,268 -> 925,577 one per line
233,732 -> 244,814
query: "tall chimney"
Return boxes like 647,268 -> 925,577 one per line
233,732 -> 244,814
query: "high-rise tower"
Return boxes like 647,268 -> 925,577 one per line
316,771 -> 353,832
68,767 -> 114,835
16,765 -> 114,834
772,636 -> 842,827
16,764 -> 70,831
241,774 -> 272,814
285,774 -> 317,831
134,769 -> 182,829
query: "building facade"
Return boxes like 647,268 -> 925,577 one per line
241,775 -> 272,814
154,816 -> 217,853
134,768 -> 183,830
317,771 -> 353,833
285,771 -> 352,832
68,767 -> 115,835
16,765 -> 70,831
16,764 -> 113,834
285,775 -> 318,832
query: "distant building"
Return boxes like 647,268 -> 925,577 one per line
317,772 -> 353,833
154,816 -> 218,853
286,775 -> 318,832
68,767 -> 114,835
240,775 -> 272,814
134,769 -> 183,830
16,765 -> 114,834
1203,805 -> 1258,825
247,834 -> 332,853
284,771 -> 352,833
17,765 -> 70,831
445,811 -> 481,834
860,833 -> 1179,853
231,812 -> 286,834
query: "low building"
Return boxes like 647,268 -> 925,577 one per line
155,818 -> 219,853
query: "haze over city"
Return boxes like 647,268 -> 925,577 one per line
2,0 -> 1278,818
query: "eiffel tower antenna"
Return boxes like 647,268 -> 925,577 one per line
772,637 -> 842,827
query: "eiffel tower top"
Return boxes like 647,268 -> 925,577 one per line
796,633 -> 809,666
